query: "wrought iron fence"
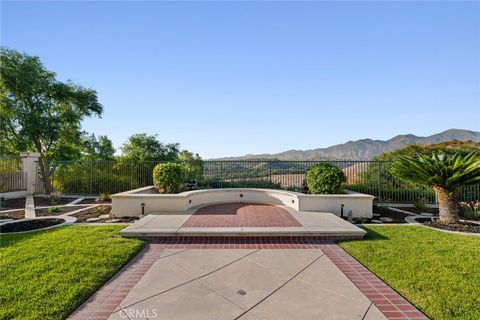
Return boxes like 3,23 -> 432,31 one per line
41,160 -> 479,204
0,157 -> 26,193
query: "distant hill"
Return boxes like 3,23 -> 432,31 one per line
215,129 -> 480,161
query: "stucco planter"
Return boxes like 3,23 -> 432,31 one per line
111,187 -> 374,218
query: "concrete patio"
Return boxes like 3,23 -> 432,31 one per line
120,203 -> 366,240
107,248 -> 386,320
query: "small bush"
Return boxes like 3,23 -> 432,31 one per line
50,192 -> 60,205
306,163 -> 346,194
99,192 -> 110,202
373,204 -> 390,214
414,202 -> 430,213
199,179 -> 282,189
153,162 -> 186,194
48,207 -> 63,214
459,201 -> 480,220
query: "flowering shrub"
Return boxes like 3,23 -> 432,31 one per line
459,201 -> 480,220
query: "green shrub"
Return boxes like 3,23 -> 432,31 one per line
306,163 -> 346,194
99,192 -> 110,202
459,201 -> 480,220
414,201 -> 430,213
48,207 -> 63,213
152,162 -> 186,194
198,179 -> 282,189
52,163 -> 132,195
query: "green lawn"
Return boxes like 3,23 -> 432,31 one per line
339,226 -> 480,320
0,226 -> 144,320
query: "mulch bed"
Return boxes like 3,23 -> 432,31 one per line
0,210 -> 25,220
0,197 -> 26,212
72,205 -> 112,222
396,206 -> 439,215
423,221 -> 480,234
35,205 -> 90,217
0,218 -> 64,233
373,206 -> 410,223
78,198 -> 111,205
33,196 -> 74,207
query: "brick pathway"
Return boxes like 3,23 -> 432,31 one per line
68,239 -> 428,320
182,202 -> 302,227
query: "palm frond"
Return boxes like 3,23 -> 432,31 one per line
390,151 -> 480,194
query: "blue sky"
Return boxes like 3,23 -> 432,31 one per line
2,1 -> 479,158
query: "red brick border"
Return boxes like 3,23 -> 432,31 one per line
147,235 -> 363,245
319,243 -> 428,320
68,244 -> 165,320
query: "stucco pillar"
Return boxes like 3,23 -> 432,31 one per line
20,152 -> 41,195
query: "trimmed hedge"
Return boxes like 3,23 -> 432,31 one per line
306,163 -> 346,194
152,162 -> 186,194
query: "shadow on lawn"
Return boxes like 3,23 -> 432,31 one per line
358,226 -> 389,241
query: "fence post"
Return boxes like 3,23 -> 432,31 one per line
89,161 -> 93,195
19,152 -> 41,195
377,162 -> 381,202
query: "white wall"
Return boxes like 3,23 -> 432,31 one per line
111,187 -> 374,218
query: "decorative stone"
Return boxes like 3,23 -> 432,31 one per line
105,219 -> 120,223
99,214 -> 110,219
86,217 -> 101,222
372,219 -> 384,224
379,217 -> 393,222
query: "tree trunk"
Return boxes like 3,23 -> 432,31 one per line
38,156 -> 51,195
434,187 -> 459,224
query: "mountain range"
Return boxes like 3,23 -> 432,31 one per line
215,129 -> 480,161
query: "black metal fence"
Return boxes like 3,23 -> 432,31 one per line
40,160 -> 480,204
0,157 -> 26,193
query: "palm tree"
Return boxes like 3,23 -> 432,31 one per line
390,151 -> 480,224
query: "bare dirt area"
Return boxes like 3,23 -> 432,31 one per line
0,209 -> 25,220
35,205 -> 90,217
78,198 -> 111,205
34,196 -> 76,207
72,205 -> 134,223
373,206 -> 410,223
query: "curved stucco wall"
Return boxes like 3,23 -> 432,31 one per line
111,187 -> 374,218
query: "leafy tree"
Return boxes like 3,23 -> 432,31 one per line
0,48 -> 102,192
373,141 -> 480,161
120,133 -> 179,161
390,152 -> 480,224
82,134 -> 115,160
178,150 -> 203,181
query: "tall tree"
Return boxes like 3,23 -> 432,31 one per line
120,133 -> 179,161
82,134 -> 116,160
0,48 -> 103,192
